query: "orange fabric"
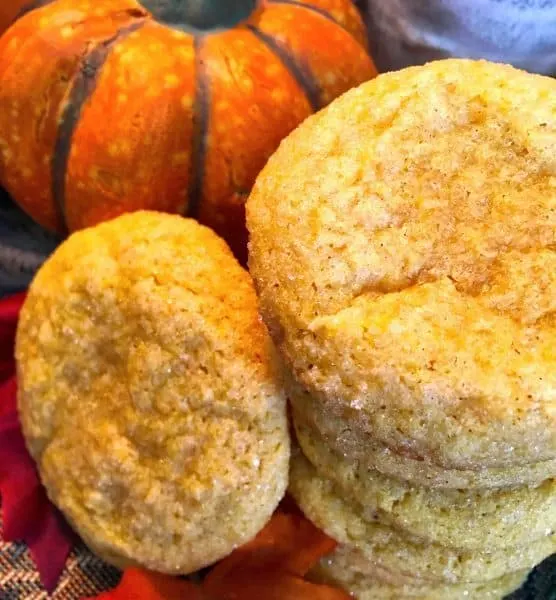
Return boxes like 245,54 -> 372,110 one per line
204,510 -> 336,581
205,572 -> 351,600
88,509 -> 349,600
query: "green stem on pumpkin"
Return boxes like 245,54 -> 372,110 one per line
139,0 -> 260,32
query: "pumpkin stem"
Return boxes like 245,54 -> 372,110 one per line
139,0 -> 260,32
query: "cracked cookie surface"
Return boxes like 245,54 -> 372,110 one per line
16,210 -> 290,574
247,58 -> 556,470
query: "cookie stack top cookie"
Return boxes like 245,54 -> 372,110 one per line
248,58 -> 556,476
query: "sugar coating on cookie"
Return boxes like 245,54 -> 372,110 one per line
247,58 -> 556,470
293,417 -> 556,551
291,388 -> 556,489
311,549 -> 528,600
289,451 -> 556,584
16,211 -> 290,574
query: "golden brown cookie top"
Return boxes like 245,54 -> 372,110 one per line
16,211 -> 289,573
247,59 -> 556,469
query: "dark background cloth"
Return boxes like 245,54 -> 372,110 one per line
0,188 -> 61,298
361,0 -> 556,76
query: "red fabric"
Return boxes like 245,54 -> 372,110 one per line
0,292 -> 25,382
0,293 -> 74,593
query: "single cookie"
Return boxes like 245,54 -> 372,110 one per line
294,416 -> 556,551
247,58 -> 556,470
16,211 -> 290,574
289,451 -> 556,584
291,388 -> 556,489
311,547 -> 528,600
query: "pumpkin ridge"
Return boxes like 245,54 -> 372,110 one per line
186,35 -> 210,220
51,20 -> 146,232
246,24 -> 322,112
266,0 -> 342,33
265,0 -> 368,50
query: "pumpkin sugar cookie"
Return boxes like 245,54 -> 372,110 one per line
293,417 -> 556,552
291,388 -> 556,490
310,549 -> 528,600
289,452 -> 556,585
15,211 -> 290,574
247,58 -> 556,471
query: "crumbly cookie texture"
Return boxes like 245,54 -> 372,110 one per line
291,391 -> 556,489
293,417 -> 556,551
311,548 -> 528,600
247,58 -> 556,470
289,451 -> 556,584
16,210 -> 290,574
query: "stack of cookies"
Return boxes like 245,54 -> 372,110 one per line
247,59 -> 556,599
288,382 -> 555,598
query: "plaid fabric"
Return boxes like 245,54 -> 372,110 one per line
0,509 -> 121,599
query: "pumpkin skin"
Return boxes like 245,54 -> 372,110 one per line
0,0 -> 376,261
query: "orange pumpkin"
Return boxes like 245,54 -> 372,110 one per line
0,0 -> 375,261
